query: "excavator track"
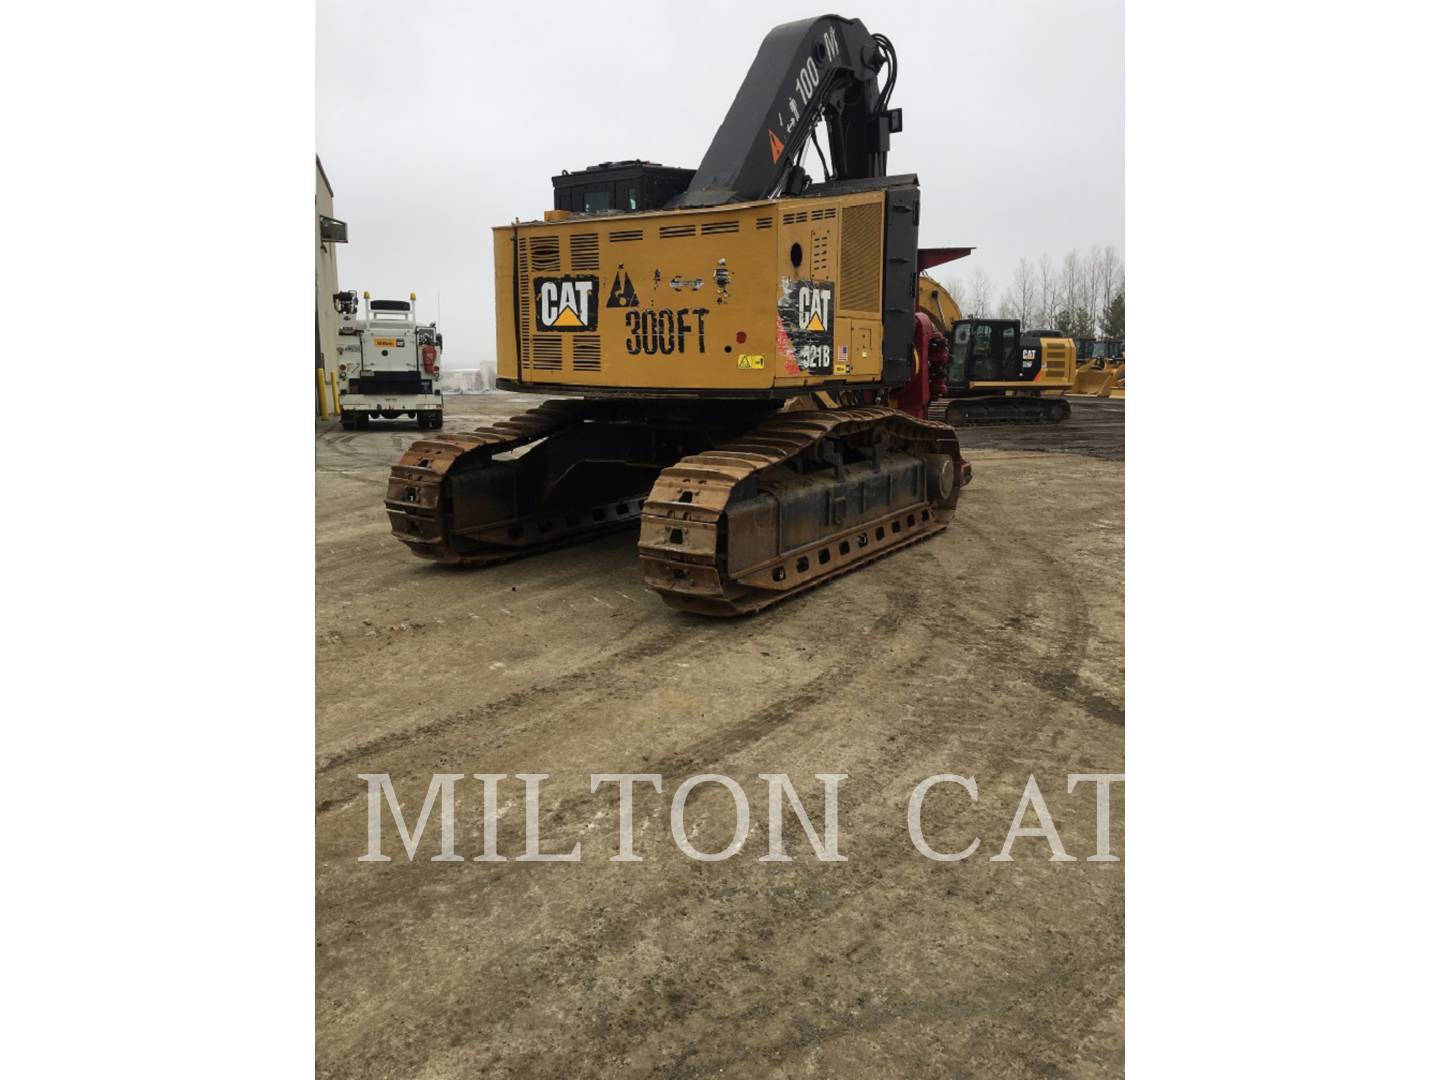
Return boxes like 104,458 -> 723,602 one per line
638,407 -> 971,616
384,398 -> 770,567
387,399 -> 588,564
927,395 -> 1070,426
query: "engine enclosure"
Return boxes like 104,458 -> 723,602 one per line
494,177 -> 920,399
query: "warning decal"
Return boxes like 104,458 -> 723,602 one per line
605,266 -> 639,308
768,128 -> 786,163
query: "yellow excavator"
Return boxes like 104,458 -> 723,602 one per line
386,15 -> 988,614
914,275 -> 1077,424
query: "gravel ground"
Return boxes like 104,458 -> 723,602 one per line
316,391 -> 1125,1078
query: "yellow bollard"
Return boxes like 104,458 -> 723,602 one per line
316,367 -> 329,420
328,369 -> 340,417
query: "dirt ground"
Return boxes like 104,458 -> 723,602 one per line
316,392 -> 1125,1078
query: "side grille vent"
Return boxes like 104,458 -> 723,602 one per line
814,207 -> 837,220
569,233 -> 599,270
518,240 -> 533,368
811,231 -> 832,275
781,210 -> 809,225
755,217 -> 774,230
838,202 -> 882,313
1043,342 -> 1069,378
608,228 -> 643,243
572,336 -> 602,372
701,220 -> 740,235
530,335 -> 562,370
529,235 -> 561,273
659,224 -> 696,239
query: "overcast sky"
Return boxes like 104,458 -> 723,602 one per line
317,0 -> 1122,368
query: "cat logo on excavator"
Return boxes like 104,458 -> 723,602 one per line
535,275 -> 598,331
798,283 -> 832,332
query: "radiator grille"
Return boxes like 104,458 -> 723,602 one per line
608,228 -> 643,243
572,335 -> 602,372
569,233 -> 599,270
839,202 -> 882,313
701,220 -> 739,235
659,224 -> 696,239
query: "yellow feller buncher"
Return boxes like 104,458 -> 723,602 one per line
384,15 -> 981,615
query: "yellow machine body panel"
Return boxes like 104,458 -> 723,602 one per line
1069,359 -> 1120,396
969,337 -> 1075,392
495,190 -> 890,395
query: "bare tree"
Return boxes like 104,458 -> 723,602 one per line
970,268 -> 993,318
1097,245 -> 1122,320
1037,253 -> 1057,327
953,247 -> 1120,334
1061,250 -> 1080,313
1084,245 -> 1105,331
1010,257 -> 1036,328
942,275 -> 968,317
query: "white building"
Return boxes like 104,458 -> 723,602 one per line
315,157 -> 347,413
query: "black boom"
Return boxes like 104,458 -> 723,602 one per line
673,15 -> 900,208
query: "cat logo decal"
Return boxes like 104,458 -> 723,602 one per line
534,275 -> 599,332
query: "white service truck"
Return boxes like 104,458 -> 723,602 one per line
335,290 -> 443,429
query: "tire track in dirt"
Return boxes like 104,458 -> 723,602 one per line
926,511 -> 1121,727
316,614 -> 728,795
316,590 -> 946,1066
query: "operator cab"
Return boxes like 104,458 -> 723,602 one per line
551,160 -> 697,215
950,319 -> 1043,387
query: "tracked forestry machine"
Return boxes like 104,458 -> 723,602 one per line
385,15 -> 976,615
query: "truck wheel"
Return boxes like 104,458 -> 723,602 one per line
340,413 -> 356,430
354,412 -> 370,430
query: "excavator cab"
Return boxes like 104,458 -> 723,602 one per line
950,318 -> 1037,387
